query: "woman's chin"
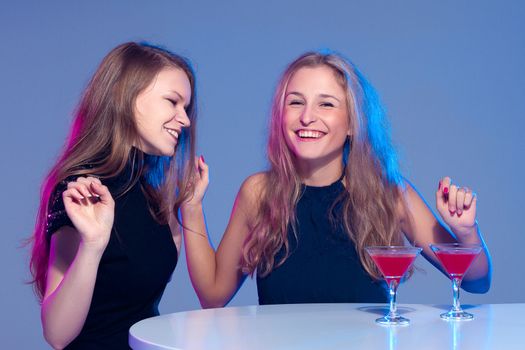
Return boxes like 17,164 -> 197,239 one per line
136,145 -> 175,157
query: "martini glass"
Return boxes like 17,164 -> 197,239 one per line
365,246 -> 422,326
430,243 -> 482,321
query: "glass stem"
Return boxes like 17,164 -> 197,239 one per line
452,277 -> 462,312
388,280 -> 399,318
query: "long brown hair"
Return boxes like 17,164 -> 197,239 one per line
29,42 -> 197,300
242,51 -> 406,279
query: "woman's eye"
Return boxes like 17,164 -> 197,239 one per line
320,102 -> 334,108
167,98 -> 178,106
288,100 -> 304,106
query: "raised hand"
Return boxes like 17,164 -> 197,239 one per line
183,155 -> 209,208
62,176 -> 115,252
435,176 -> 477,238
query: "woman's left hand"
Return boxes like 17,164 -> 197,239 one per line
183,155 -> 209,209
436,176 -> 478,238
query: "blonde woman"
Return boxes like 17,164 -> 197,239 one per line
29,42 -> 197,349
183,51 -> 491,307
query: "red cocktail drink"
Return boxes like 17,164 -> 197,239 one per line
365,246 -> 422,326
370,254 -> 418,285
430,243 -> 482,321
434,250 -> 479,278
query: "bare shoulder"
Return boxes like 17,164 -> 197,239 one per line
235,172 -> 268,220
238,172 -> 267,203
241,172 -> 267,187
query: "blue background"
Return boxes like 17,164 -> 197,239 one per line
1,1 -> 524,348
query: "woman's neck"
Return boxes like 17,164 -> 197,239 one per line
296,153 -> 344,187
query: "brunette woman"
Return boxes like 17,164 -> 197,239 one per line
29,42 -> 197,349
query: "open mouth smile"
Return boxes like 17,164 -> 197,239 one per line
295,129 -> 326,141
165,127 -> 179,141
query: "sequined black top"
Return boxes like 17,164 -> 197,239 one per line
256,179 -> 387,304
46,154 -> 178,349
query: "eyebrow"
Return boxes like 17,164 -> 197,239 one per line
286,91 -> 304,98
286,91 -> 341,102
318,93 -> 341,102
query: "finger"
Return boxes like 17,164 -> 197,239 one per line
448,184 -> 458,214
194,158 -> 200,173
62,188 -> 86,203
85,177 -> 102,197
198,155 -> 209,181
468,192 -> 477,212
464,188 -> 474,209
75,177 -> 100,197
456,187 -> 466,216
441,176 -> 452,202
67,182 -> 95,199
76,176 -> 101,184
90,182 -> 114,205
85,176 -> 102,185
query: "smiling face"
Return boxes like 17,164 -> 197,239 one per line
283,65 -> 350,168
134,67 -> 192,156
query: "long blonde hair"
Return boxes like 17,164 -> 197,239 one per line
29,42 -> 197,300
243,51 -> 405,279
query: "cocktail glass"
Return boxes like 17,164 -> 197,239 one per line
365,246 -> 422,326
430,243 -> 482,321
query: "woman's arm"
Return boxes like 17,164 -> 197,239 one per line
400,177 -> 491,293
43,227 -> 104,349
181,157 -> 264,308
42,177 -> 114,349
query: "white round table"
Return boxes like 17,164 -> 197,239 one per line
129,303 -> 523,349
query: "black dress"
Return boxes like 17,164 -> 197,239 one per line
46,156 -> 178,349
257,179 -> 387,304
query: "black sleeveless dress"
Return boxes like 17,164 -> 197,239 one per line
46,156 -> 178,349
257,179 -> 387,304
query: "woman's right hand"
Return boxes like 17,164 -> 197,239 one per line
62,176 -> 114,253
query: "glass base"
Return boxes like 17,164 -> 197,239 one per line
375,315 -> 410,326
440,310 -> 474,321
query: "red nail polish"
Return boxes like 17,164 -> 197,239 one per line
200,155 -> 205,163
438,181 -> 441,190
443,187 -> 449,195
